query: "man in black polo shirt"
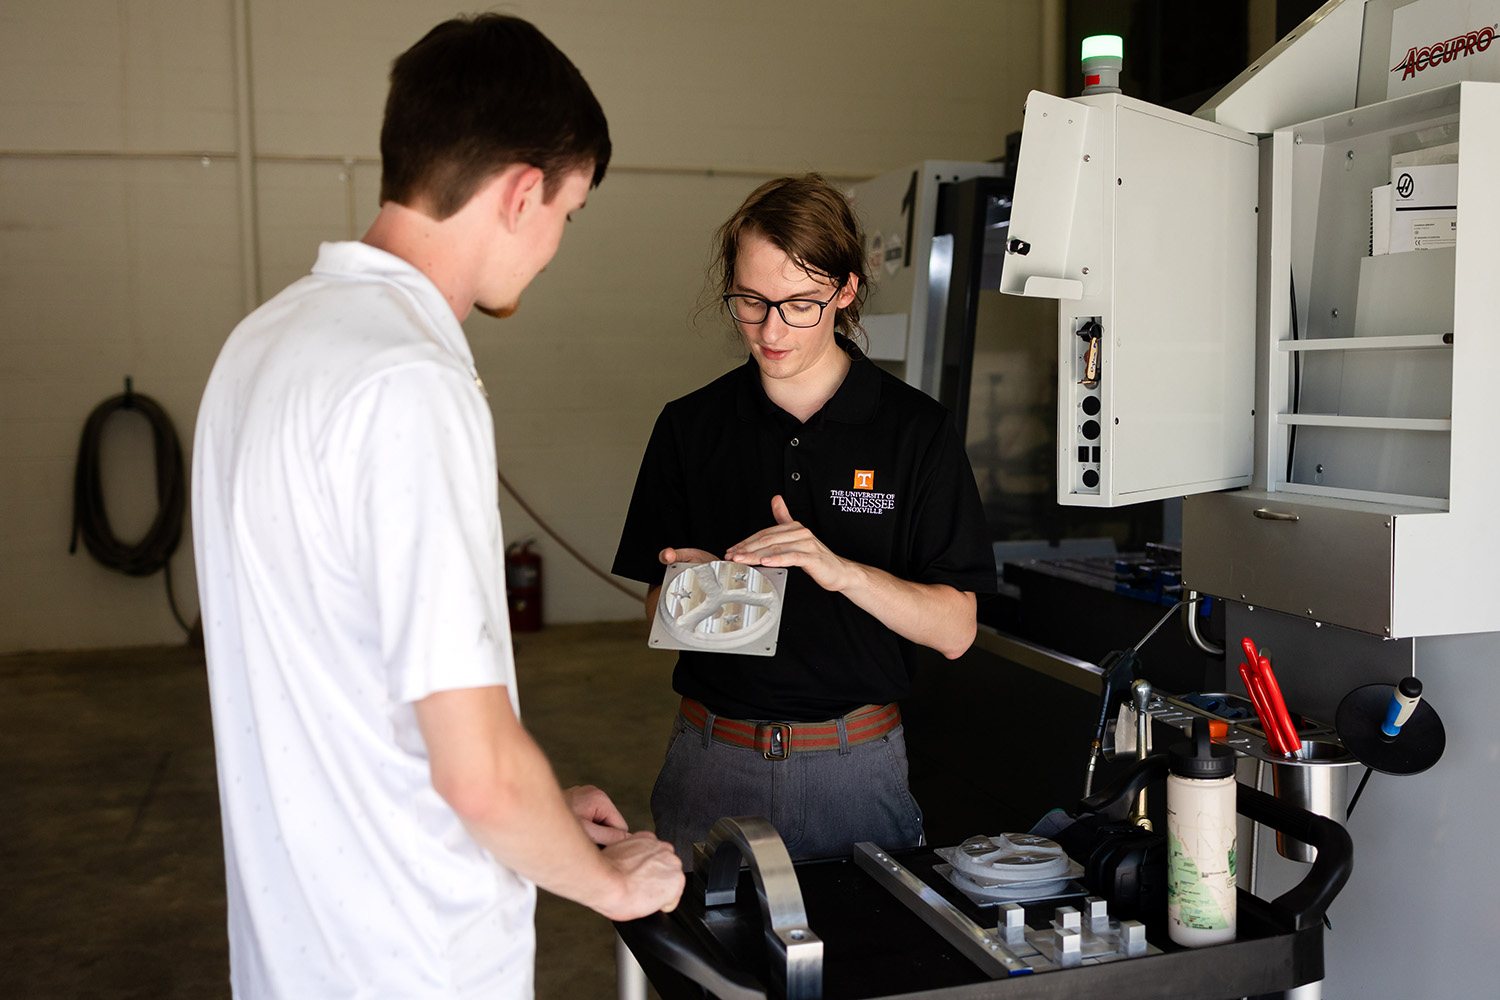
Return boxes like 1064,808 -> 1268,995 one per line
613,174 -> 994,864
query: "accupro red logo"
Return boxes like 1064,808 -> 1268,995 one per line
1391,25 -> 1495,80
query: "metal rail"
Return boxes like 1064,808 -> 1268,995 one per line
852,843 -> 1033,978
972,627 -> 1106,694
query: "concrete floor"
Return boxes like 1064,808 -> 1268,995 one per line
0,620 -> 678,999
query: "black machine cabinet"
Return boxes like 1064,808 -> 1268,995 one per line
616,756 -> 1351,1000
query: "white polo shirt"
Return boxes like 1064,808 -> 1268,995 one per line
193,242 -> 534,999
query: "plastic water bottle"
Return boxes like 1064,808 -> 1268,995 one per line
1166,717 -> 1237,946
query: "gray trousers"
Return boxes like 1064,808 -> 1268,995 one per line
649,708 -> 925,866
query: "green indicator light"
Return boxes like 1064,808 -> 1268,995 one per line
1081,34 -> 1124,60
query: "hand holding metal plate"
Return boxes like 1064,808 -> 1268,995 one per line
648,560 -> 788,657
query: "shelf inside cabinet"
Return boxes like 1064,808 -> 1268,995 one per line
1279,334 -> 1451,352
1272,482 -> 1449,510
1277,413 -> 1451,431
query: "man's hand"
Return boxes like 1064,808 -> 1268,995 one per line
724,495 -> 852,592
644,546 -> 722,620
596,832 -> 686,921
724,495 -> 979,658
656,546 -> 718,566
564,785 -> 630,846
417,686 -> 685,919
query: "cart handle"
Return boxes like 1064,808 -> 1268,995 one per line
614,912 -> 768,1000
1079,754 -> 1352,932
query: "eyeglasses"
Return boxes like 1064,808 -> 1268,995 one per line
722,288 -> 841,328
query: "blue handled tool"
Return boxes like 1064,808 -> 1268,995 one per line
1382,676 -> 1423,737
1336,677 -> 1447,818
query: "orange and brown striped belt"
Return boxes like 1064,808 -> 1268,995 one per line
679,696 -> 901,761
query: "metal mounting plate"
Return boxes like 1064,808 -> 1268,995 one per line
648,561 -> 788,657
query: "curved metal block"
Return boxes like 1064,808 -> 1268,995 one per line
693,817 -> 823,999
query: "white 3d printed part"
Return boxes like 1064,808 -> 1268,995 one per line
933,834 -> 1084,901
648,560 -> 787,657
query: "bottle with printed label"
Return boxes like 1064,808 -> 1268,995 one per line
1166,717 -> 1238,946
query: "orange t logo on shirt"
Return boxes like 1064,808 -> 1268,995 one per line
853,470 -> 874,490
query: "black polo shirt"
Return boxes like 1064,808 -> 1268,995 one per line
612,337 -> 995,721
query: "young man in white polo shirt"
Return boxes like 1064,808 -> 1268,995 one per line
192,15 -> 683,999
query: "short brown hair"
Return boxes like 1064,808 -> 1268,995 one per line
379,14 -> 611,219
711,174 -> 869,343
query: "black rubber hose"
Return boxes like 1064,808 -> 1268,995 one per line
68,389 -> 191,632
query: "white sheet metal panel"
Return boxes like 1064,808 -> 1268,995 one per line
1388,81 -> 1500,635
1003,92 -> 1257,506
1107,105 -> 1258,501
1196,0 -> 1366,134
998,92 -> 1097,299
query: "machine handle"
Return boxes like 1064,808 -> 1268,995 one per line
1128,680 -> 1153,830
1252,508 -> 1300,521
1182,590 -> 1225,657
1077,755 -> 1352,932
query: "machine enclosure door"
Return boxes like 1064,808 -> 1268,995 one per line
1002,90 -> 1258,507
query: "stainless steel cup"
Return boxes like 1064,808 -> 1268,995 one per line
1269,739 -> 1357,862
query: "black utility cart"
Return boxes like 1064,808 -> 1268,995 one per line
616,756 -> 1352,1000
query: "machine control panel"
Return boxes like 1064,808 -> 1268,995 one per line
1069,316 -> 1105,495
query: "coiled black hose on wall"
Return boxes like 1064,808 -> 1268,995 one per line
69,383 -> 193,635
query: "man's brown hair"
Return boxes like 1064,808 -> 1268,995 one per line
379,14 -> 611,219
711,174 -> 870,343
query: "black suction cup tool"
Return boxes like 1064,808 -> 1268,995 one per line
1336,679 -> 1446,776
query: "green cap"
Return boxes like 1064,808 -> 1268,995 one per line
1081,34 -> 1124,61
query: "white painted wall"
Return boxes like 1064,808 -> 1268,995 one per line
0,0 -> 1046,651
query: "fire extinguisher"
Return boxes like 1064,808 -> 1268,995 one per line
505,540 -> 542,632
